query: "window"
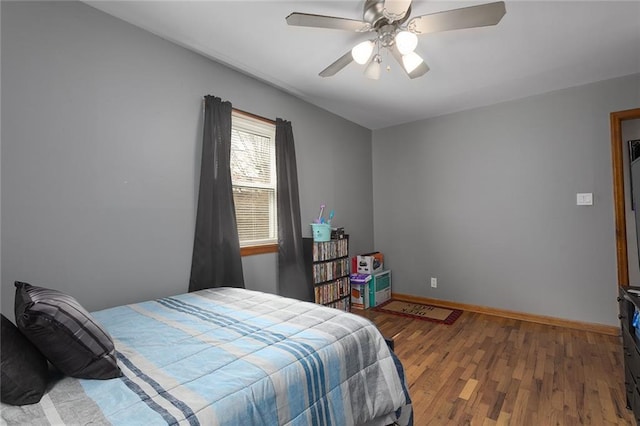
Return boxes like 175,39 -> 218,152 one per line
230,110 -> 277,251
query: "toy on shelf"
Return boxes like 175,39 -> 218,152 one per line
311,204 -> 336,242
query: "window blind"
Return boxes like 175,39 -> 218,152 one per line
230,112 -> 277,246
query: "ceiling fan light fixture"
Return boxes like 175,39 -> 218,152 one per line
395,30 -> 418,55
402,51 -> 423,73
287,1 -> 507,80
364,55 -> 381,80
351,40 -> 374,65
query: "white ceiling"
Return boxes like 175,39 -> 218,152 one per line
86,1 -> 640,130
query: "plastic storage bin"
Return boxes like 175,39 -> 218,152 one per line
350,273 -> 372,310
369,270 -> 391,307
311,223 -> 331,242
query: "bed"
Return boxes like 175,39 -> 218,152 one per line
1,286 -> 412,425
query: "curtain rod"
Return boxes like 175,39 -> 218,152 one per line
201,97 -> 277,125
233,108 -> 276,125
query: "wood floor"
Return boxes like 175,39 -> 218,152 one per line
354,308 -> 636,425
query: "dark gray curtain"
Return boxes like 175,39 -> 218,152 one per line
189,96 -> 244,292
276,119 -> 312,301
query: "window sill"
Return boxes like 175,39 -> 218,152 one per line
240,243 -> 279,257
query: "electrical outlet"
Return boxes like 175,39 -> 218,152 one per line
431,277 -> 437,288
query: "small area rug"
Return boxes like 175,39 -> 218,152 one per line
373,300 -> 462,325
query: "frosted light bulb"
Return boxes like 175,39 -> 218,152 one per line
364,57 -> 381,80
351,41 -> 374,65
395,31 -> 418,55
402,51 -> 423,73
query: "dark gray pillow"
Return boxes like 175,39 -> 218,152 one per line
14,281 -> 121,380
1,313 -> 49,405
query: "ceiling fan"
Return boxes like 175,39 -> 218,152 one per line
286,0 -> 506,80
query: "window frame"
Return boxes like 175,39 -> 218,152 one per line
231,109 -> 279,256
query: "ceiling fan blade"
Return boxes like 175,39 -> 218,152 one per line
383,0 -> 413,22
408,1 -> 506,35
319,50 -> 354,77
390,45 -> 429,79
286,12 -> 370,32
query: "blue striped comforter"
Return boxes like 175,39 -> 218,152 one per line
1,288 -> 412,425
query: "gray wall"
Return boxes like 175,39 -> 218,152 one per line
372,74 -> 640,326
625,119 -> 640,286
1,1 -> 374,316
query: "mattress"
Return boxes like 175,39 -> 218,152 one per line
1,287 -> 412,425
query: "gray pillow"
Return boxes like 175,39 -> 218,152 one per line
14,281 -> 121,380
1,314 -> 49,405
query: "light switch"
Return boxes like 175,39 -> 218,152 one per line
576,193 -> 593,206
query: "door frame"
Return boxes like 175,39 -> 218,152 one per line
611,108 -> 640,287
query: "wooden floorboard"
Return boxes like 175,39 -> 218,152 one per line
354,308 -> 636,425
